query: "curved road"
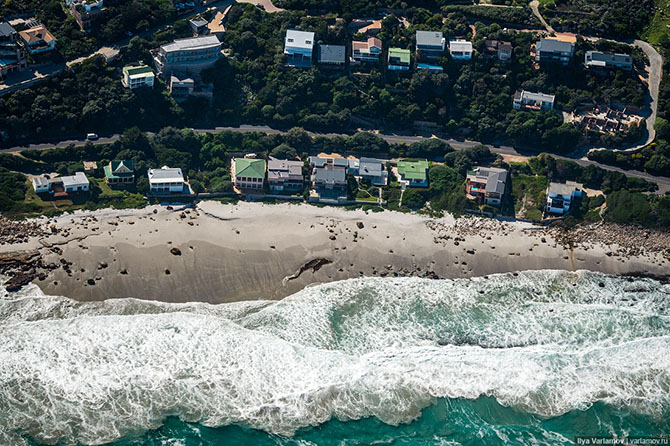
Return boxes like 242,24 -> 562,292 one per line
3,125 -> 669,193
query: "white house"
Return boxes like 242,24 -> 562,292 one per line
122,65 -> 155,89
545,181 -> 583,215
61,172 -> 90,193
513,90 -> 555,111
284,29 -> 315,66
449,40 -> 473,60
148,166 -> 185,194
32,176 -> 50,194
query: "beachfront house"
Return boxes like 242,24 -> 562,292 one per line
32,176 -> 50,194
153,35 -> 222,76
232,157 -> 266,191
0,22 -> 27,80
465,166 -> 508,207
388,47 -> 410,71
349,157 -> 387,186
584,51 -> 632,71
351,37 -> 382,62
284,29 -> 315,67
545,181 -> 583,215
122,65 -> 155,89
309,156 -> 349,201
449,40 -> 473,60
267,158 -> 304,193
18,25 -> 56,55
317,44 -> 346,67
396,160 -> 429,187
416,31 -> 445,60
148,166 -> 185,194
104,160 -> 135,185
484,40 -> 512,61
534,38 -> 574,66
513,90 -> 555,111
189,17 -> 209,36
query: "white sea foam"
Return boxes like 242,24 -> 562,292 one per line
0,270 -> 668,445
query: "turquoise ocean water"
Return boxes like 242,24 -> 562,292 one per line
1,271 -> 669,446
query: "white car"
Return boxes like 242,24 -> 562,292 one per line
86,133 -> 99,141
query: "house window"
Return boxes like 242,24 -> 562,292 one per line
288,38 -> 294,42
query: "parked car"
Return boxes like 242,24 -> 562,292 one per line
86,133 -> 99,141
256,3 -> 265,9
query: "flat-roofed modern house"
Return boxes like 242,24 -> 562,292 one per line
388,47 -> 410,71
535,38 -> 574,65
309,156 -> 348,200
465,166 -> 508,207
189,17 -> 209,36
584,51 -> 632,70
484,40 -> 512,61
32,176 -> 50,194
317,44 -> 346,66
122,65 -> 155,89
0,22 -> 27,79
267,157 -> 303,192
18,25 -> 56,55
351,37 -> 382,62
416,30 -> 445,59
32,172 -> 90,196
232,157 -> 266,191
545,181 -> 583,215
153,35 -> 222,76
104,160 -> 135,185
350,157 -> 387,186
513,90 -> 555,111
396,160 -> 429,187
284,29 -> 315,67
148,166 -> 185,194
449,40 -> 473,60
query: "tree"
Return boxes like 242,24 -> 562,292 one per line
270,144 -> 298,160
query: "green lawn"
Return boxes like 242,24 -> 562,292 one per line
642,0 -> 670,45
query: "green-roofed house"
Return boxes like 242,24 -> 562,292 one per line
104,160 -> 135,185
396,160 -> 429,187
388,47 -> 410,71
122,64 -> 155,89
232,157 -> 266,191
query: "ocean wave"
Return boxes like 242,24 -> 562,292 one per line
0,270 -> 669,445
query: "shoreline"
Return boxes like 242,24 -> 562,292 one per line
1,201 -> 669,303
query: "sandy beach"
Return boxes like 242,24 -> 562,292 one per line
1,201 -> 669,303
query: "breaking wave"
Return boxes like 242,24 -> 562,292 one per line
0,270 -> 669,445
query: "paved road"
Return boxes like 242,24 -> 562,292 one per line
527,1 -> 664,154
4,125 -> 669,193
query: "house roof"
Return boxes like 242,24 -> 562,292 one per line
449,39 -> 472,52
313,165 -> 346,184
285,29 -> 315,50
388,47 -> 410,64
32,176 -> 49,187
235,158 -> 266,179
161,35 -> 220,53
416,30 -> 444,47
268,158 -> 302,180
309,156 -> 348,168
467,167 -> 507,194
148,166 -> 183,181
586,51 -> 631,65
499,41 -> 512,52
123,65 -> 154,77
516,90 -> 554,103
318,44 -> 346,63
536,38 -> 573,53
548,181 -> 582,196
104,160 -> 135,179
18,26 -> 55,44
353,37 -> 381,51
61,172 -> 89,187
189,18 -> 208,27
0,22 -> 16,38
397,160 -> 428,180
359,157 -> 384,177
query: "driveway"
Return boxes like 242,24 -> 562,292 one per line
236,0 -> 283,12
